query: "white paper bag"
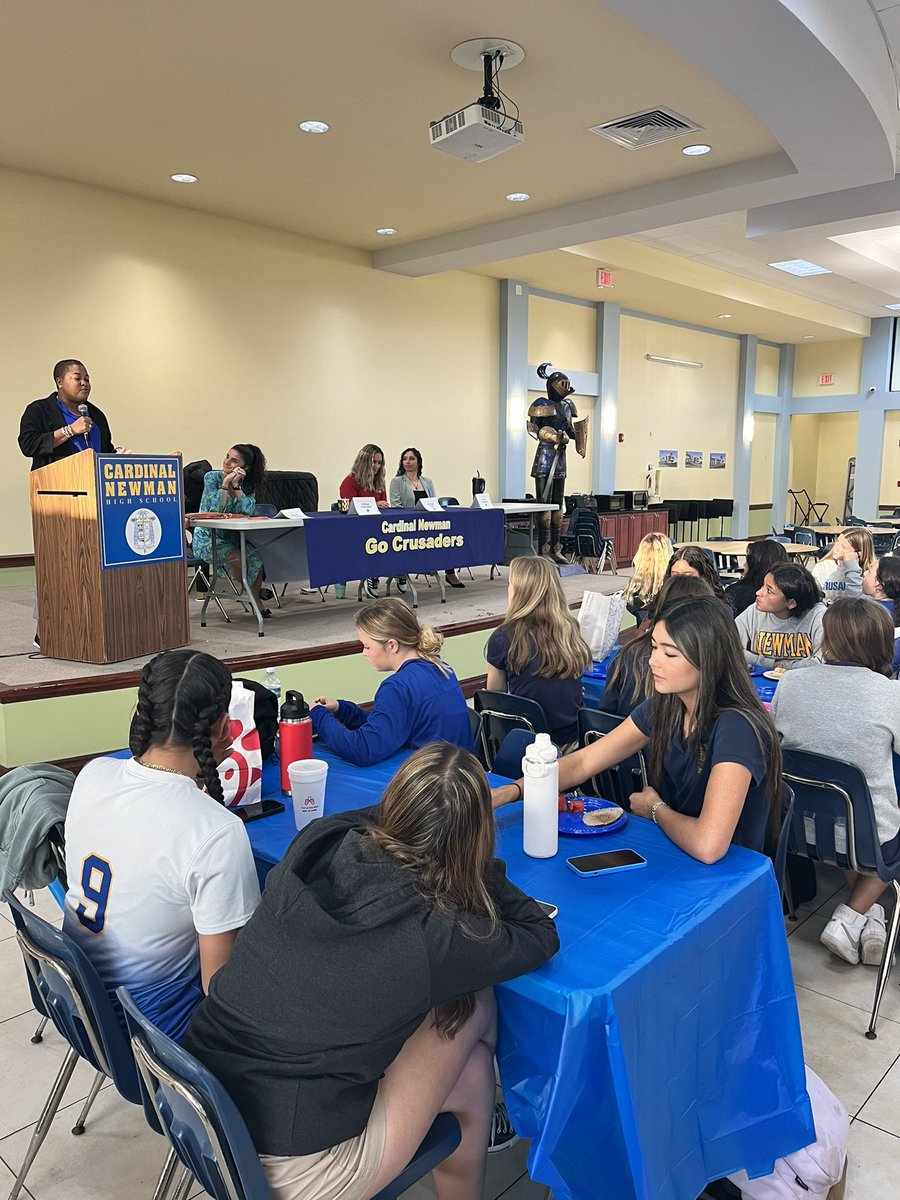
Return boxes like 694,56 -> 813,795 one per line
217,682 -> 263,808
578,590 -> 625,661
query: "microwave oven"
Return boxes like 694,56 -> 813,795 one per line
621,489 -> 649,511
594,493 -> 624,512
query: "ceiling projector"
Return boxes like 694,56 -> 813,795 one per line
429,103 -> 524,163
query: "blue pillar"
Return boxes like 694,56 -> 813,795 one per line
770,344 -> 793,534
732,335 -> 756,537
499,280 -> 530,498
594,302 -> 620,492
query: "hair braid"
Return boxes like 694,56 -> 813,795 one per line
192,702 -> 226,803
129,662 -> 158,757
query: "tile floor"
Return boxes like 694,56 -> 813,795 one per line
1,868 -> 898,1200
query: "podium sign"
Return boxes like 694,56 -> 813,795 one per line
95,455 -> 185,568
30,451 -> 189,663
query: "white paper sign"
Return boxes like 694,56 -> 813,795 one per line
416,497 -> 444,512
276,508 -> 307,520
472,493 -> 494,509
350,496 -> 381,515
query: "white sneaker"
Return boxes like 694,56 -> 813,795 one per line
820,903 -> 866,964
861,904 -> 888,966
362,578 -> 379,599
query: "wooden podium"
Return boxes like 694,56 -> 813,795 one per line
30,451 -> 190,663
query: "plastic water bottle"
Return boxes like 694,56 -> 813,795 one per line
523,733 -> 559,859
262,667 -> 282,703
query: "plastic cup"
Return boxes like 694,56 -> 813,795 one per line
288,759 -> 328,830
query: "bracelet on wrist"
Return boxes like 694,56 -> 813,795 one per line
510,781 -> 522,802
651,799 -> 669,825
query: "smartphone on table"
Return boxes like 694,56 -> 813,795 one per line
535,900 -> 558,919
566,849 -> 647,878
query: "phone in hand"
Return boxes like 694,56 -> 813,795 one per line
566,849 -> 647,878
535,900 -> 558,919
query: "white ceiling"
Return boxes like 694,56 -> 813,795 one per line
5,1 -> 900,343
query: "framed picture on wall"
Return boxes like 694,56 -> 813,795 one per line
658,449 -> 678,468
710,452 -> 727,470
685,450 -> 703,469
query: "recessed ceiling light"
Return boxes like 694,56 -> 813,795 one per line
375,227 -> 398,236
717,313 -> 733,319
802,335 -> 816,340
298,120 -> 330,134
506,192 -> 530,202
884,303 -> 900,310
170,173 -> 197,184
682,144 -> 711,156
768,258 -> 831,276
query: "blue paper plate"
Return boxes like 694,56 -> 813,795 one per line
558,797 -> 628,837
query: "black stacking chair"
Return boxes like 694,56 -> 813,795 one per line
576,708 -> 648,811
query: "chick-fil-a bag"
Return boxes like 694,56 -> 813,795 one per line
217,682 -> 263,808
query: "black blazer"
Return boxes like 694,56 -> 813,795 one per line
18,394 -> 116,471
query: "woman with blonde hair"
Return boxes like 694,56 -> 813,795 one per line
812,528 -> 873,603
623,532 -> 672,623
485,556 -> 591,745
186,742 -> 559,1200
339,444 -> 390,599
312,597 -> 474,765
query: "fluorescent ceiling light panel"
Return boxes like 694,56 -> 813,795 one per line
767,259 -> 831,276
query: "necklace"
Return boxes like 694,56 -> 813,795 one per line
133,756 -> 194,781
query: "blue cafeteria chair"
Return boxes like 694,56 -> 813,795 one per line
781,750 -> 900,1039
3,891 -> 171,1200
118,986 -> 462,1200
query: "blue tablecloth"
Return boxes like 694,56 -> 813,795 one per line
583,652 -> 778,708
303,507 -> 505,588
249,749 -> 813,1200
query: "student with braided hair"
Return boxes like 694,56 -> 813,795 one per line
63,649 -> 260,1040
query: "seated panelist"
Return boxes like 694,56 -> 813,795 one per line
19,359 -> 121,470
311,597 -> 474,766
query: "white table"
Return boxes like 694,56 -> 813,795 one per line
496,501 -> 558,560
191,516 -> 307,636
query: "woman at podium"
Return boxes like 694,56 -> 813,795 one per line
18,360 -> 117,470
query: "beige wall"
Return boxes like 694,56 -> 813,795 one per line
793,339 -> 863,397
527,296 -> 596,374
788,412 -> 856,523
880,410 -> 900,509
617,316 -> 740,497
755,344 -> 781,396
3,167 -> 499,556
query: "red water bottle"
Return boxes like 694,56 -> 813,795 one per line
279,690 -> 313,794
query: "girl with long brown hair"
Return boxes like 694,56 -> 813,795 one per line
493,596 -> 782,862
485,556 -> 591,745
312,597 -> 474,765
186,742 -> 559,1200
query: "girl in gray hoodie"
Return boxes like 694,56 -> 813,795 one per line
734,562 -> 825,670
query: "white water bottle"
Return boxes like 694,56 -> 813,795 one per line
523,733 -> 559,859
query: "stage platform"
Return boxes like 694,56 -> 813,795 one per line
0,567 -> 627,769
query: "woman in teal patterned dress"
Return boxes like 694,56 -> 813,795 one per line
191,444 -> 269,614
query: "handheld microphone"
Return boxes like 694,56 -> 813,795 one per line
77,404 -> 91,449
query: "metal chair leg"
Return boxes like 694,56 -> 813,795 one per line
31,1015 -> 49,1043
8,1045 -> 79,1200
151,1149 -> 180,1200
865,879 -> 900,1039
70,1068 -> 105,1134
171,1167 -> 194,1200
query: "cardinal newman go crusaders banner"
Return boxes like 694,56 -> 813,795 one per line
303,508 -> 505,587
96,454 -> 186,569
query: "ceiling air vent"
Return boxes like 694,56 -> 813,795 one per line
590,107 -> 702,149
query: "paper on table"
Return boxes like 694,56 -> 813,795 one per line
276,508 -> 307,520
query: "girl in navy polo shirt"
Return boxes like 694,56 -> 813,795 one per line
493,596 -> 782,862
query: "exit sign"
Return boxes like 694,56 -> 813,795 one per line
819,373 -> 834,386
596,268 -> 613,288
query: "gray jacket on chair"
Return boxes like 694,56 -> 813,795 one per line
0,764 -> 74,893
